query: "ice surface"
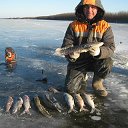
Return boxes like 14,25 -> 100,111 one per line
0,19 -> 128,128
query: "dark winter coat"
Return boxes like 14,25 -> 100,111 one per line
61,0 -> 115,66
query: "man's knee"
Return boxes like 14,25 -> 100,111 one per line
65,78 -> 82,94
94,58 -> 113,78
65,73 -> 86,94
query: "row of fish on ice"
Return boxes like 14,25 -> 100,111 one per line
5,91 -> 96,117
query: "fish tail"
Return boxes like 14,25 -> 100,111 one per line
12,109 -> 17,114
73,109 -> 78,113
90,108 -> 95,113
5,110 -> 10,114
5,109 -> 9,113
20,110 -> 31,115
56,105 -> 63,112
68,108 -> 77,113
79,108 -> 82,112
79,107 -> 87,112
56,108 -> 61,113
68,109 -> 72,113
82,108 -> 89,112
26,110 -> 31,115
20,110 -> 25,115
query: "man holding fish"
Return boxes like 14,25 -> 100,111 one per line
61,0 -> 115,97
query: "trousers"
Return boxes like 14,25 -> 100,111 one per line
65,57 -> 113,94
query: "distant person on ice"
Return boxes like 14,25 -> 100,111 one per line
61,0 -> 115,97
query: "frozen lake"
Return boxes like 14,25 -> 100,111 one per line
0,19 -> 128,128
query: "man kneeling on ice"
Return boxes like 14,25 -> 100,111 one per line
61,0 -> 115,97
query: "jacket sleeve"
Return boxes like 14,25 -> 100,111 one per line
96,26 -> 115,59
61,23 -> 75,48
61,23 -> 76,62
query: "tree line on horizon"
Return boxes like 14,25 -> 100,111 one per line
34,11 -> 128,23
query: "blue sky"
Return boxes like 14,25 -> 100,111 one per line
0,0 -> 127,18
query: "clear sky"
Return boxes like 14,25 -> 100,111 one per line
0,0 -> 127,18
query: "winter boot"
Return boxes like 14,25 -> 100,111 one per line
92,75 -> 108,97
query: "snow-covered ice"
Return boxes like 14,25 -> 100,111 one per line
0,19 -> 128,128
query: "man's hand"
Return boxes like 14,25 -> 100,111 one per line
69,51 -> 80,59
89,42 -> 103,56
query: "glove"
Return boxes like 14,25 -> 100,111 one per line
89,42 -> 103,56
89,46 -> 100,56
69,51 -> 80,60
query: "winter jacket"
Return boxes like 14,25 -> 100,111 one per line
61,0 -> 115,66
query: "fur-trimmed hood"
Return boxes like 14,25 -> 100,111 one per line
75,0 -> 105,24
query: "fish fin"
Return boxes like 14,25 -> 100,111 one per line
90,42 -> 104,48
20,110 -> 31,115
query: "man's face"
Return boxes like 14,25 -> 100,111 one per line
83,4 -> 98,20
